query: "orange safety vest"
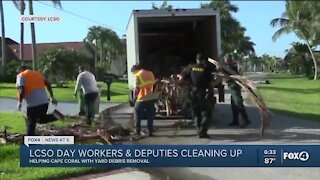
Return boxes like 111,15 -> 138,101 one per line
134,69 -> 156,100
17,70 -> 46,98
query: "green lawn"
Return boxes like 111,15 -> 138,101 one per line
0,113 -> 110,180
0,79 -> 129,179
0,80 -> 129,103
258,73 -> 320,121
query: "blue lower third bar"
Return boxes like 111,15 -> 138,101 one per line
20,145 -> 320,167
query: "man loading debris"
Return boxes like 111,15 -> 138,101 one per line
16,65 -> 59,136
73,66 -> 100,125
131,64 -> 158,137
225,55 -> 251,128
180,53 -> 213,138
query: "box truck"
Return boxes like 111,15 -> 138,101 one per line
126,8 -> 223,107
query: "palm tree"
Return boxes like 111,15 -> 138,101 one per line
201,0 -> 255,56
201,0 -> 238,18
285,42 -> 313,76
0,0 -> 6,68
28,0 -> 37,69
85,26 -> 102,76
13,0 -> 61,70
270,1 -> 318,79
238,36 -> 255,55
306,1 -> 320,45
101,28 -> 122,70
152,0 -> 173,10
13,0 -> 25,64
85,26 -> 123,76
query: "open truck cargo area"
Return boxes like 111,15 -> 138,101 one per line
126,8 -> 222,112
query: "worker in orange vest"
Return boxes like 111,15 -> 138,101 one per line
131,64 -> 158,137
16,65 -> 58,135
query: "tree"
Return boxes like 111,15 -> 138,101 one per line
284,42 -> 313,76
0,0 -> 6,68
38,47 -> 89,86
13,0 -> 26,64
238,36 -> 255,55
201,0 -> 255,57
85,26 -> 123,77
305,1 -> 320,45
260,54 -> 274,73
270,1 -> 319,80
0,60 -> 21,82
13,0 -> 62,70
152,0 -> 173,10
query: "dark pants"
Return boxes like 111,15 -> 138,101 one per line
134,99 -> 156,135
230,89 -> 250,124
191,89 -> 212,135
26,103 -> 51,135
79,91 -> 85,115
84,92 -> 99,124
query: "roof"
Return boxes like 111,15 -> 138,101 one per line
9,42 -> 93,61
0,38 -> 18,61
0,37 -> 19,45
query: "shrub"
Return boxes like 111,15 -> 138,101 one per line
0,60 -> 21,83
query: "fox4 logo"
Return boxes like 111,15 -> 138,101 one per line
283,151 -> 310,162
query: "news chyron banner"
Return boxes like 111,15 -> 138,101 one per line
20,136 -> 320,167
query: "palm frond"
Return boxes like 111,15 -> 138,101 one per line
12,0 -> 20,10
272,26 -> 293,41
151,2 -> 158,9
270,17 -> 290,27
51,0 -> 62,9
228,4 -> 239,13
12,0 -> 25,12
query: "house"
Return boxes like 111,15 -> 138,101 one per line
3,38 -> 127,79
8,41 -> 94,63
0,37 -> 19,62
110,54 -> 127,76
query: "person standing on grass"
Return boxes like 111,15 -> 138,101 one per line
131,64 -> 158,137
73,66 -> 100,125
16,65 -> 58,136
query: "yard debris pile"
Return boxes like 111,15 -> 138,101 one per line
154,74 -> 192,117
0,125 -> 23,144
0,114 -> 137,145
36,116 -> 136,144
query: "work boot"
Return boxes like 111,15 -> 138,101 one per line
198,133 -> 210,139
241,121 -> 251,128
78,111 -> 85,116
228,122 -> 239,126
86,119 -> 92,126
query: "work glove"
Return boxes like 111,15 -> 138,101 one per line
50,97 -> 58,105
17,102 -> 22,111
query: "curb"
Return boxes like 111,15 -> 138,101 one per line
0,96 -> 126,104
99,103 -> 130,116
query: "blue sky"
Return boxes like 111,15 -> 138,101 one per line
3,0 -> 300,58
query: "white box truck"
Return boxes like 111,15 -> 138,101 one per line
126,8 -> 223,106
